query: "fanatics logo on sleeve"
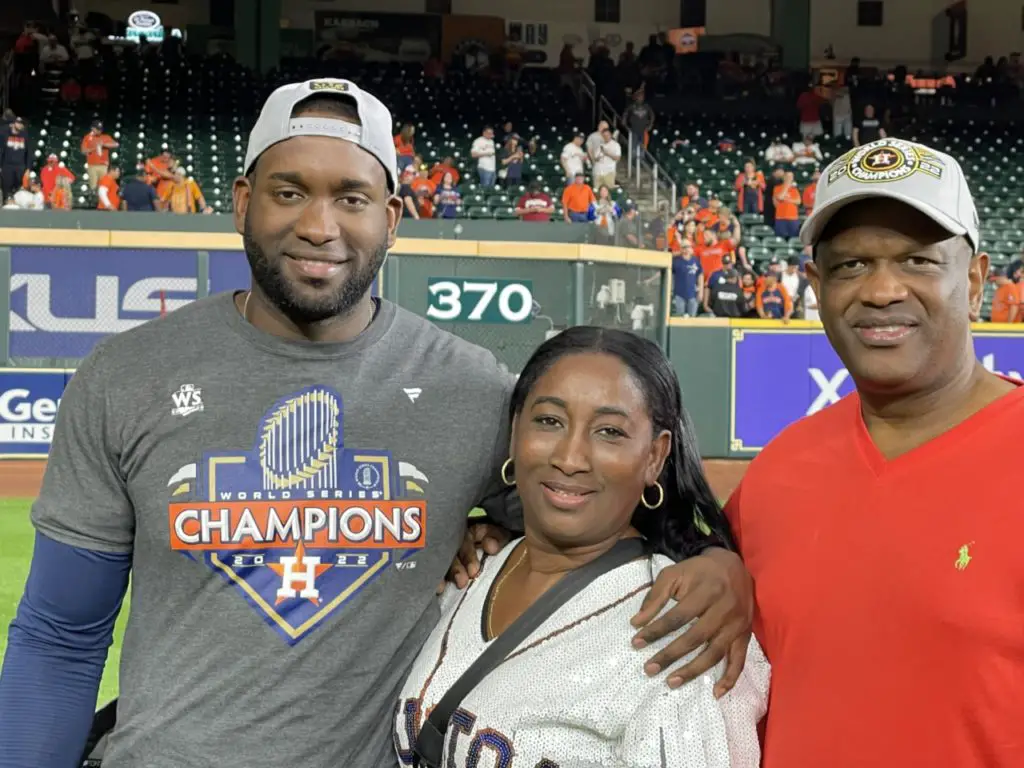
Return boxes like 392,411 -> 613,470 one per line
170,383 -> 204,417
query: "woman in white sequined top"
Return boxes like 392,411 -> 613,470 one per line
395,327 -> 770,767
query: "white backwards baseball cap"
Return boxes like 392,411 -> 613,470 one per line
244,78 -> 398,192
800,138 -> 980,253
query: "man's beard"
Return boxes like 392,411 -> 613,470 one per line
243,212 -> 387,325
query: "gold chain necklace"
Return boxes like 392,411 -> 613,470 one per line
486,543 -> 527,640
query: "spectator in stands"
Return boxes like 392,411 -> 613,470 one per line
796,84 -> 825,136
394,124 -> 416,173
853,104 -> 886,146
703,254 -> 736,311
740,272 -> 757,316
679,182 -> 706,210
81,121 -> 119,191
708,269 -> 749,318
39,34 -> 69,74
39,153 -> 75,205
96,167 -> 121,211
70,25 -> 98,68
671,240 -> 703,316
735,160 -> 766,214
592,126 -> 621,190
713,206 -> 742,245
772,171 -> 802,239
161,167 -> 212,214
432,172 -> 461,219
589,185 -> 621,242
0,117 -> 29,204
586,120 -> 609,164
428,156 -> 459,188
562,172 -> 595,223
397,169 -> 419,220
832,86 -> 853,139
471,126 -> 498,187
409,166 -> 436,218
756,270 -> 792,321
145,150 -> 177,200
121,165 -> 160,212
50,174 -> 73,211
619,203 -> 642,247
763,167 -> 785,227
499,135 -> 525,187
623,88 -> 655,157
792,135 -> 823,166
989,268 -> 1020,323
13,24 -> 41,79
515,180 -> 554,222
803,169 -> 820,215
560,132 -> 587,185
764,138 -> 794,165
779,257 -> 808,316
696,228 -> 735,277
9,175 -> 44,210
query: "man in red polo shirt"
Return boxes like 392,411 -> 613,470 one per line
726,137 -> 1024,766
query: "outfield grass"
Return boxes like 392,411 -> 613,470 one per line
0,498 -> 126,704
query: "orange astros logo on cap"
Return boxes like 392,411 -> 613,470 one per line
828,139 -> 945,185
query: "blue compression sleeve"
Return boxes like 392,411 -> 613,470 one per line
0,532 -> 131,768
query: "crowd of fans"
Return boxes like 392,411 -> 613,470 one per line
5,14 -> 1024,325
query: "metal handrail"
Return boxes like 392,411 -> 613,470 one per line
577,71 -> 677,221
0,50 -> 14,114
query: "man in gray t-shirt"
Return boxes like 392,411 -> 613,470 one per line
0,78 -> 753,768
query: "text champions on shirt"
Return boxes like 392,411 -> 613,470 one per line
168,501 -> 426,550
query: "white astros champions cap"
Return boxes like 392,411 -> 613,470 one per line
800,138 -> 980,253
244,78 -> 398,192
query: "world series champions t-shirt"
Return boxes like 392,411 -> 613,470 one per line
30,293 -> 519,768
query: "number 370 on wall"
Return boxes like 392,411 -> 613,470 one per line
426,278 -> 534,324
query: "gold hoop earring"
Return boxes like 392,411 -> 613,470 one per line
640,481 -> 664,510
501,458 -> 515,486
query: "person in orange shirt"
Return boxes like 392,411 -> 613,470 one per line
772,170 -> 802,239
409,166 -> 436,219
679,182 -> 708,212
394,123 -> 416,173
80,121 -> 118,190
160,166 -> 212,214
695,196 -> 719,225
989,268 -> 1020,323
38,154 -> 75,204
50,174 -> 73,211
735,159 -> 766,214
96,166 -> 121,211
802,169 -> 820,215
755,270 -> 793,320
695,228 -> 736,276
145,150 -> 177,200
429,156 -> 459,188
561,172 -> 595,222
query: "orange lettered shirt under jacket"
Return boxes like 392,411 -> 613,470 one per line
990,283 -> 1020,322
725,385 -> 1024,768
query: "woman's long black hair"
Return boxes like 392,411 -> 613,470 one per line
509,326 -> 736,561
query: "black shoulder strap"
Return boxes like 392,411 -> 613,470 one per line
413,538 -> 648,767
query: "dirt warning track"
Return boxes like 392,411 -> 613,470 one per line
0,459 -> 752,502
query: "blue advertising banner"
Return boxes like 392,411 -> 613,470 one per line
0,368 -> 73,458
9,247 -> 198,359
9,247 -> 381,360
729,327 -> 1024,453
208,249 -> 251,296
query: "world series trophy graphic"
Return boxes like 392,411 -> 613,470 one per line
166,386 -> 429,645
